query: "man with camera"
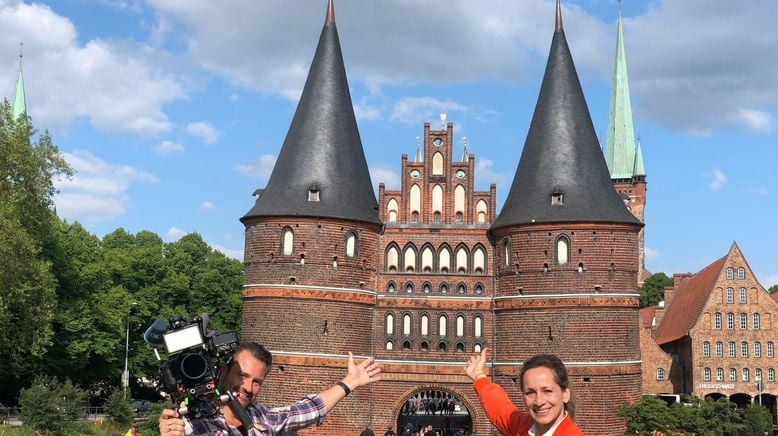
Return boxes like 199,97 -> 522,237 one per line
158,342 -> 382,435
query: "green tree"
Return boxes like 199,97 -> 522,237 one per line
619,395 -> 675,434
19,376 -> 87,433
768,284 -> 778,294
639,272 -> 673,308
744,404 -> 773,435
105,389 -> 134,427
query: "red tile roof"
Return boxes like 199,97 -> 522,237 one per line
654,256 -> 726,345
639,306 -> 657,329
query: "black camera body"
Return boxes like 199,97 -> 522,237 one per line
144,314 -> 238,417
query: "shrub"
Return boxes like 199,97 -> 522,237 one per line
19,376 -> 87,433
105,389 -> 134,427
744,404 -> 772,435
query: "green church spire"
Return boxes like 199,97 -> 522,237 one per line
11,42 -> 27,120
604,10 -> 637,179
634,138 -> 646,177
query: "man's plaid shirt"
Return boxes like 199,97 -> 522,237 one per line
185,394 -> 326,435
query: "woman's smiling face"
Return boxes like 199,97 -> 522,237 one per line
522,366 -> 570,433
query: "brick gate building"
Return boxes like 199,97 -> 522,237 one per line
240,1 -> 643,434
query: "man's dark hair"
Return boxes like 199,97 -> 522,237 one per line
235,342 -> 272,369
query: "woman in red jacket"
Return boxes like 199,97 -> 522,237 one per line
464,348 -> 583,435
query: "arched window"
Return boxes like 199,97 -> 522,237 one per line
716,341 -> 723,357
421,314 -> 429,336
656,368 -> 665,381
387,282 -> 396,293
473,247 -> 486,274
556,236 -> 569,265
282,227 -> 294,256
387,199 -> 398,222
438,315 -> 447,336
456,246 -> 468,273
727,312 -> 734,330
439,246 -> 451,273
703,368 -> 711,381
438,342 -> 447,352
402,340 -> 411,351
503,238 -> 511,266
726,288 -> 734,304
457,283 -> 466,294
474,343 -> 482,353
755,368 -> 762,382
402,314 -> 411,336
440,283 -> 448,293
476,200 -> 488,223
405,282 -> 414,293
454,185 -> 466,220
726,267 -> 734,280
432,185 -> 443,217
474,283 -> 483,294
474,316 -> 483,338
456,342 -> 465,353
456,315 -> 465,337
386,246 -> 399,272
385,313 -> 394,335
768,368 -> 775,383
404,246 -> 417,272
385,340 -> 394,351
422,282 -> 431,293
409,185 -> 421,219
740,313 -> 748,329
729,368 -> 737,381
755,342 -> 762,358
714,312 -> 722,329
420,340 -> 429,352
703,341 -> 710,357
345,231 -> 357,258
741,341 -> 749,358
421,246 -> 434,272
767,342 -> 774,358
753,313 -> 761,330
729,341 -> 736,358
737,267 -> 745,279
716,368 -> 724,381
432,152 -> 444,175
739,287 -> 747,304
742,368 -> 749,382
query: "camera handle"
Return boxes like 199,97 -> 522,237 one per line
221,390 -> 253,436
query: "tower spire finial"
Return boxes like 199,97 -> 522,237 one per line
556,0 -> 563,32
19,41 -> 23,62
326,0 -> 335,24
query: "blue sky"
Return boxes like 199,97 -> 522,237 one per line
2,0 -> 776,288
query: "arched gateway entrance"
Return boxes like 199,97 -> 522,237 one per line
395,388 -> 474,435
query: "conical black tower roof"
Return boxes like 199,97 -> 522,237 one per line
490,1 -> 640,231
242,1 -> 380,225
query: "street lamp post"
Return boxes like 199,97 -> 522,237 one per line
123,302 -> 137,398
756,376 -> 762,406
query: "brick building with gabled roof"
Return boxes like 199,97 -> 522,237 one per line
640,242 -> 777,422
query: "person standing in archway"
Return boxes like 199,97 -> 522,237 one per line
463,348 -> 584,435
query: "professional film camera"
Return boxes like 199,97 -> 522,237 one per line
144,314 -> 242,418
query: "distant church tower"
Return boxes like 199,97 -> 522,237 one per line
240,1 -> 382,433
12,43 -> 27,119
603,8 -> 648,283
489,2 -> 643,434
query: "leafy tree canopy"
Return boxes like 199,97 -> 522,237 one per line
768,284 -> 778,294
639,272 -> 673,308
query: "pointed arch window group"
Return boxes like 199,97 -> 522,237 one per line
384,242 -> 487,275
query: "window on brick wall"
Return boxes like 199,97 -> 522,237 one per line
439,246 -> 451,273
456,342 -> 465,353
387,199 -> 398,222
421,247 -> 434,273
726,267 -> 734,280
739,287 -> 747,304
403,314 -> 411,336
715,312 -> 722,329
769,368 -> 775,383
281,227 -> 294,256
768,342 -> 774,358
439,315 -> 448,336
737,267 -> 745,279
438,341 -> 447,352
727,313 -> 734,330
405,282 -> 414,293
755,342 -> 762,358
729,368 -> 737,381
386,246 -> 399,272
456,247 -> 468,274
385,340 -> 394,351
421,314 -> 429,336
726,288 -> 734,304
729,341 -> 736,358
740,313 -> 748,330
474,316 -> 483,338
755,368 -> 762,382
717,368 -> 724,381
716,342 -> 723,358
475,283 -> 483,294
742,341 -> 749,358
385,313 -> 394,335
476,199 -> 488,223
345,231 -> 357,258
556,236 -> 570,265
402,340 -> 411,351
656,368 -> 665,381
704,368 -> 711,381
456,315 -> 465,337
420,340 -> 429,352
457,283 -> 466,294
503,238 -> 511,266
404,246 -> 417,272
387,282 -> 396,293
474,343 -> 482,353
440,283 -> 448,294
742,368 -> 750,382
473,247 -> 486,274
753,313 -> 760,330
703,342 -> 711,357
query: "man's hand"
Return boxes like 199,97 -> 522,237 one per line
464,347 -> 490,382
342,351 -> 382,391
159,409 -> 185,436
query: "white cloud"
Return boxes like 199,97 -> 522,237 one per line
390,97 -> 467,125
354,104 -> 381,122
474,157 -> 508,189
0,2 -> 184,135
235,154 -> 277,183
705,167 -> 727,191
154,140 -> 184,156
166,227 -> 187,241
644,247 -> 660,262
186,122 -> 219,144
210,243 -> 243,261
54,150 -> 156,221
731,108 -> 772,133
761,274 -> 778,289
200,201 -> 215,211
369,165 -> 400,191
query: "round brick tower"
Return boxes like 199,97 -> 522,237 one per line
240,1 -> 382,433
488,2 -> 644,434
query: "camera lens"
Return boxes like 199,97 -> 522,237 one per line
179,353 -> 209,381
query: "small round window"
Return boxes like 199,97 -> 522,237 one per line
410,170 -> 420,178
455,170 -> 465,178
432,138 -> 443,147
